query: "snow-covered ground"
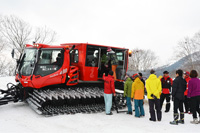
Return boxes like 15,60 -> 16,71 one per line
0,77 -> 199,133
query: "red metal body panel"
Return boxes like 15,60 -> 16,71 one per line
16,43 -> 129,89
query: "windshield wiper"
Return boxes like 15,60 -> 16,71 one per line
18,53 -> 26,78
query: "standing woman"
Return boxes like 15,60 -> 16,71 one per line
187,70 -> 200,124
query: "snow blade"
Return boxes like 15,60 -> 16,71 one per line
0,83 -> 22,106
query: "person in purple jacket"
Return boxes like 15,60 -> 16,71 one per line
187,70 -> 200,124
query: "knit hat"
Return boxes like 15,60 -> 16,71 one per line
132,73 -> 139,78
163,71 -> 169,74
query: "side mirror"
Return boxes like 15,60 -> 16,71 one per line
11,49 -> 15,58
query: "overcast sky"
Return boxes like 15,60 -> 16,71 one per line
1,0 -> 200,66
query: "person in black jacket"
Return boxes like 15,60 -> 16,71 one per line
139,72 -> 146,95
160,71 -> 173,113
170,69 -> 187,125
139,73 -> 145,86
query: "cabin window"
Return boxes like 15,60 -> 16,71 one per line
86,46 -> 99,67
116,51 -> 124,61
35,49 -> 63,77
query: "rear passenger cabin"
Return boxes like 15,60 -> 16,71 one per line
63,43 -> 129,82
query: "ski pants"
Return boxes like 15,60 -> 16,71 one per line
149,99 -> 162,121
126,97 -> 132,113
134,99 -> 145,117
160,93 -> 171,112
173,98 -> 184,113
104,93 -> 113,114
190,96 -> 200,119
183,96 -> 190,112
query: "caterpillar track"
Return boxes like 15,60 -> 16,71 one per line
26,87 -> 126,116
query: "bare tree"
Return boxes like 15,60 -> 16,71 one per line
193,31 -> 200,46
0,15 -> 58,76
7,60 -> 16,76
0,15 -> 56,75
0,15 -> 32,54
175,34 -> 200,70
33,26 -> 57,45
0,36 -> 5,52
0,15 -> 57,54
176,37 -> 196,58
128,48 -> 158,71
142,49 -> 158,71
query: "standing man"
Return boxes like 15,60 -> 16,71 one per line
160,71 -> 173,113
124,74 -> 133,115
103,71 -> 116,115
146,69 -> 162,122
106,47 -> 119,80
170,69 -> 187,125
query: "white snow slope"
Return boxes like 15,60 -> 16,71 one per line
0,77 -> 199,133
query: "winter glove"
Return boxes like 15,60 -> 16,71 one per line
151,94 -> 157,99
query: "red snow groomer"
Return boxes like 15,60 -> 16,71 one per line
0,43 -> 132,116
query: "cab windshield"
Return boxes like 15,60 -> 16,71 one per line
19,48 -> 37,76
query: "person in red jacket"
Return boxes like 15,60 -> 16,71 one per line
160,71 -> 173,113
103,71 -> 116,115
183,71 -> 191,113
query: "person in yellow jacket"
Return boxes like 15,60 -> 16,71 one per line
146,69 -> 162,122
131,74 -> 145,118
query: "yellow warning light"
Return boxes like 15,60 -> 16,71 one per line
128,50 -> 132,54
128,50 -> 132,57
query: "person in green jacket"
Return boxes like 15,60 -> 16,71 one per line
124,75 -> 133,115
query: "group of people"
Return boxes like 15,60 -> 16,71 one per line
103,68 -> 200,125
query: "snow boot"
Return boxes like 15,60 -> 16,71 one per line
178,112 -> 184,124
106,112 -> 113,115
170,113 -> 179,125
190,118 -> 199,124
127,111 -> 132,115
149,118 -> 156,122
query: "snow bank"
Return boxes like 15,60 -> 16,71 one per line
0,77 -> 199,133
